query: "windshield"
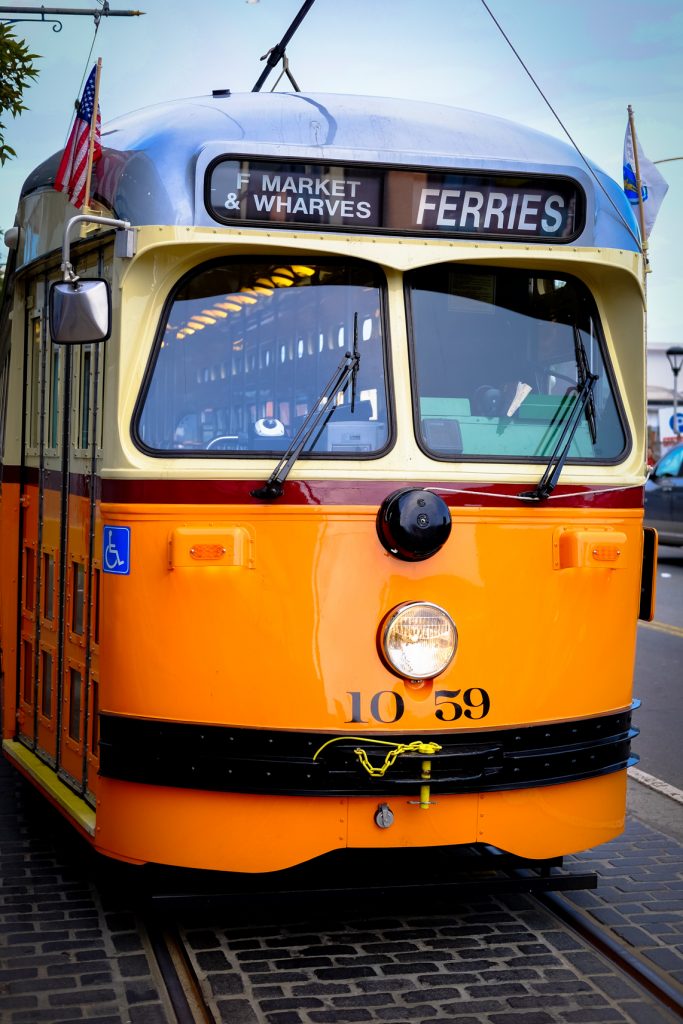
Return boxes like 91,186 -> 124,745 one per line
136,258 -> 389,456
407,266 -> 626,462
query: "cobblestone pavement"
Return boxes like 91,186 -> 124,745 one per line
1,753 -> 682,1024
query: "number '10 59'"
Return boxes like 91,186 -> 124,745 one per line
346,688 -> 491,725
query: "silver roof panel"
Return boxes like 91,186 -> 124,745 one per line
21,91 -> 639,251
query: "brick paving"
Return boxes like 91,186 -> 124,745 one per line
0,758 -> 171,1023
1,748 -> 682,1024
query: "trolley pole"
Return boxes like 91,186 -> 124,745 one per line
252,0 -> 316,93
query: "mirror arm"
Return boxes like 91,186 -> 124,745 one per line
61,214 -> 131,282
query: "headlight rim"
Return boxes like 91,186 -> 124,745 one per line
379,600 -> 458,681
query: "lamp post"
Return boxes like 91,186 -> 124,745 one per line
666,346 -> 683,438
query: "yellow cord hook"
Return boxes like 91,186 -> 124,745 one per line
312,735 -> 442,807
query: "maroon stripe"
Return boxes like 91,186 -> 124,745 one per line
100,477 -> 643,509
2,465 -> 97,499
2,466 -> 644,508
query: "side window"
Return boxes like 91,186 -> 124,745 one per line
0,347 -> 9,466
655,447 -> 683,478
28,313 -> 42,450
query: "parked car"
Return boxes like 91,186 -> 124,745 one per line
645,442 -> 683,546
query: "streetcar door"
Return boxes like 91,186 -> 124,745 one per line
18,257 -> 105,801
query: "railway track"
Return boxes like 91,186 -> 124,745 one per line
140,883 -> 683,1024
539,891 -> 683,1021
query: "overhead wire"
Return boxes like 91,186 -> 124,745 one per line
478,0 -> 643,255
61,3 -> 105,147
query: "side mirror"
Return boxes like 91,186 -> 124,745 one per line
49,278 -> 112,345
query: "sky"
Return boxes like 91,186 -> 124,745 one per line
1,0 -> 681,347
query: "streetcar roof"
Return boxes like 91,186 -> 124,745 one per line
19,91 -> 639,252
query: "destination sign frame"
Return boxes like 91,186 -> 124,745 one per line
205,157 -> 585,243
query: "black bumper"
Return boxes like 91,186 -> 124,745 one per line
98,704 -> 638,796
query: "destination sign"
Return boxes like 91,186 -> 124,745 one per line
206,159 -> 583,241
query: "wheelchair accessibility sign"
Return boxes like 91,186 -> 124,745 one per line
103,526 -> 131,575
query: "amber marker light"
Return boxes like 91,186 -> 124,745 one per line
379,602 -> 457,681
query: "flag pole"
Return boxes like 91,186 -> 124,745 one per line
627,104 -> 650,275
83,57 -> 102,213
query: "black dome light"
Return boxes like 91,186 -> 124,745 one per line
376,488 -> 452,561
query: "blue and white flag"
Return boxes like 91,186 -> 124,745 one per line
623,124 -> 668,238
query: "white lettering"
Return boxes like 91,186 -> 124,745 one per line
297,177 -> 313,194
437,189 -> 461,227
507,193 -> 519,228
253,194 -> 277,212
237,172 -> 250,189
416,188 -> 440,225
262,174 -> 281,192
519,194 -> 542,231
542,195 -> 565,233
331,179 -> 346,197
315,178 -> 331,195
309,198 -> 324,215
483,192 -> 507,229
292,197 -> 309,214
346,180 -> 361,198
461,191 -> 484,228
276,196 -> 292,213
356,201 -> 372,219
326,200 -> 341,216
282,176 -> 298,193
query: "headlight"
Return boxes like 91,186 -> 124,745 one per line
379,602 -> 457,680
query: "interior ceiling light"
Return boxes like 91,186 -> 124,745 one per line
230,294 -> 257,305
204,308 -> 228,318
291,265 -> 315,277
193,315 -> 217,325
187,321 -> 205,330
252,285 -> 274,296
217,301 -> 242,312
271,274 -> 294,287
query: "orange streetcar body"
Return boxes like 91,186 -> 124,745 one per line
0,93 -> 654,874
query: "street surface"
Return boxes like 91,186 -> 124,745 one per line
632,544 -> 683,792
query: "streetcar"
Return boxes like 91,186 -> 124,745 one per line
0,90 -> 656,874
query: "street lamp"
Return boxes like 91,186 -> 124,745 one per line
666,346 -> 683,438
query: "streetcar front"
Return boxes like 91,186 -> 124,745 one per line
1,93 -> 651,873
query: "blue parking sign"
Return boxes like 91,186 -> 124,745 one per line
103,526 -> 131,575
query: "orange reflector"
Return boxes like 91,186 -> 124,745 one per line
592,544 -> 622,562
190,544 -> 226,561
554,528 -> 627,569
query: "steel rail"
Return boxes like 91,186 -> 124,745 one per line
144,918 -> 216,1024
538,891 -> 683,1019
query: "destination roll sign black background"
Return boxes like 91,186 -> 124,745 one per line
206,159 -> 583,242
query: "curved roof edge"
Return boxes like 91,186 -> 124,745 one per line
19,91 -> 640,253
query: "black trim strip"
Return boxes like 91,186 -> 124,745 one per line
99,707 -> 638,796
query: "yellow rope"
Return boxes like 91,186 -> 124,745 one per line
312,736 -> 442,778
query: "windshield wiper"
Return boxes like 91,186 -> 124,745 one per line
251,314 -> 361,501
520,368 -> 598,502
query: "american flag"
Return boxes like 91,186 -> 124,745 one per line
54,65 -> 102,209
